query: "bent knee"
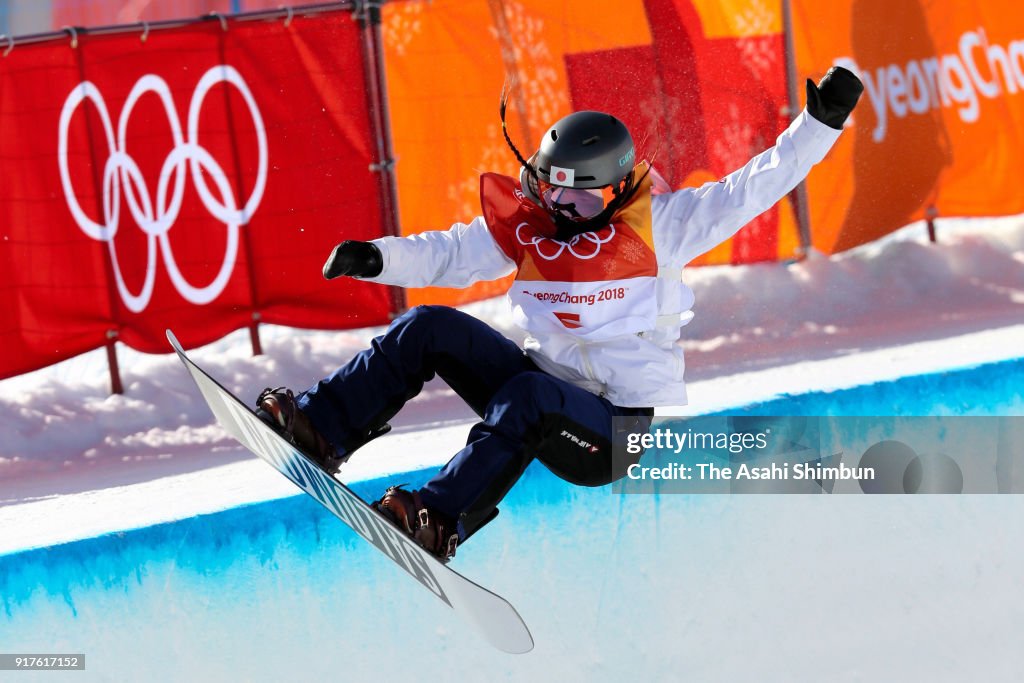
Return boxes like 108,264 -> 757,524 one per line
389,305 -> 467,341
565,468 -> 615,488
395,305 -> 457,327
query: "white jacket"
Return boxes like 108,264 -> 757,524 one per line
364,110 -> 843,407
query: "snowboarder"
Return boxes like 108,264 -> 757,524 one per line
256,67 -> 864,560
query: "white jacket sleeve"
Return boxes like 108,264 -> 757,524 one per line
360,216 -> 516,289
651,109 -> 843,267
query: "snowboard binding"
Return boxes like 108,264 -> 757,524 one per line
255,387 -> 392,474
373,485 -> 459,561
256,387 -> 341,472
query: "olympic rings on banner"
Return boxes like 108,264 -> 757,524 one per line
57,65 -> 268,312
515,222 -> 615,261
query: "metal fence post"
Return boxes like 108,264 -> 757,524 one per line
782,0 -> 813,259
71,29 -> 125,394
357,0 -> 406,318
214,16 -> 263,356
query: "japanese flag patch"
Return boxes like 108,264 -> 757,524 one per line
549,165 -> 575,186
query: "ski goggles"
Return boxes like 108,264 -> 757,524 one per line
538,181 -> 609,221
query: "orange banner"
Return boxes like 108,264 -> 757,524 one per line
793,0 -> 1024,253
383,0 -> 796,306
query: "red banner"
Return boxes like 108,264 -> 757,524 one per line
0,13 -> 392,379
568,0 -> 792,265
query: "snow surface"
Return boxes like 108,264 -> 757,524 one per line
2,216 -> 1024,682
2,216 -> 1022,505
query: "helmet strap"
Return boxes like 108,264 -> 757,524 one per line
551,165 -> 651,241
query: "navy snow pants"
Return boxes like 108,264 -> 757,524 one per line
297,305 -> 653,540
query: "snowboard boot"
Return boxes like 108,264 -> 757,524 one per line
372,485 -> 459,561
255,387 -> 347,472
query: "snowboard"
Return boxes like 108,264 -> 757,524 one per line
167,330 -> 534,654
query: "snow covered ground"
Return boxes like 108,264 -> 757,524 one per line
2,216 -> 1022,503
2,217 -> 1024,682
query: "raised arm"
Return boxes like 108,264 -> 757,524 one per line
324,216 -> 516,289
652,66 -> 863,267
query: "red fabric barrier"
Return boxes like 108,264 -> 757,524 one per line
566,0 -> 790,265
0,13 -> 391,379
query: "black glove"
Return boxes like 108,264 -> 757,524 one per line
322,240 -> 384,280
806,66 -> 864,130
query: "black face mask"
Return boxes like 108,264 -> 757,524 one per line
546,167 -> 651,242
550,202 -> 619,241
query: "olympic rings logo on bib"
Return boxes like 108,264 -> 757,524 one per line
57,65 -> 267,313
514,222 -> 615,261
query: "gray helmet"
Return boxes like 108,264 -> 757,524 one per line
527,111 -> 636,189
499,96 -> 645,238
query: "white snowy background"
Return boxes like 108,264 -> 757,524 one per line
1,217 -> 1023,682
3,217 -> 1022,516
